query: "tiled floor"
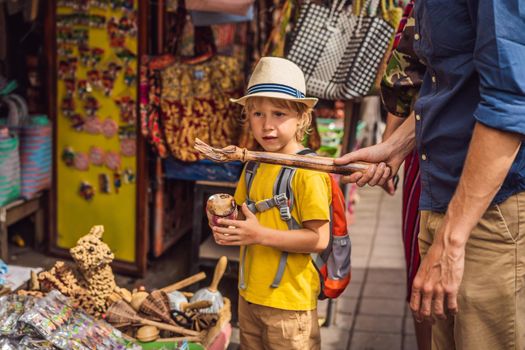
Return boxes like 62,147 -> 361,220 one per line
318,185 -> 418,350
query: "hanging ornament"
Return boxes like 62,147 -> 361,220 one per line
79,45 -> 91,66
89,146 -> 106,166
71,114 -> 85,131
58,60 -> 70,80
102,117 -> 118,138
79,181 -> 95,201
61,147 -> 75,167
89,14 -> 107,28
116,48 -> 136,66
107,62 -> 123,79
120,138 -> 135,157
64,78 -> 76,97
84,96 -> 100,116
107,17 -> 126,48
123,65 -> 136,86
99,173 -> 111,193
77,80 -> 92,99
123,168 -> 135,184
105,151 -> 121,171
90,48 -> 105,67
87,69 -> 102,89
74,152 -> 90,171
72,28 -> 89,46
115,96 -> 136,124
61,96 -> 75,118
83,116 -> 103,134
113,171 -> 122,193
90,0 -> 110,9
102,71 -> 116,96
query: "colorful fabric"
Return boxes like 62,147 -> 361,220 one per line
234,164 -> 332,311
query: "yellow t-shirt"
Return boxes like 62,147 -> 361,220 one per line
234,163 -> 332,311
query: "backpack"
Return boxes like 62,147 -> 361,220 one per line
239,149 -> 351,299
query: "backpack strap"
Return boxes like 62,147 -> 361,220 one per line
240,161 -> 259,290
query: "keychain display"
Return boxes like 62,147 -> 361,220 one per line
79,181 -> 95,201
102,117 -> 118,138
99,173 -> 111,193
89,146 -> 106,166
74,152 -> 90,171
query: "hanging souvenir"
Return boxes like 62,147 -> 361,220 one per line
84,96 -> 100,116
58,60 -> 70,80
72,28 -> 89,46
116,48 -> 136,66
114,96 -> 136,124
90,0 -> 110,9
107,62 -> 123,79
77,80 -> 92,99
74,152 -> 90,171
112,0 -> 134,12
87,69 -> 102,89
79,181 -> 95,201
99,173 -> 111,193
107,17 -> 126,47
123,66 -> 136,86
57,45 -> 74,58
119,12 -> 138,37
123,168 -> 135,184
64,78 -> 76,97
71,113 -> 85,131
105,151 -> 121,171
83,116 -> 103,134
79,46 -> 91,66
120,138 -> 135,157
102,117 -> 118,138
119,124 -> 136,138
89,146 -> 106,166
61,96 -> 75,118
90,48 -> 105,67
89,14 -> 107,28
61,147 -> 75,167
102,71 -> 116,96
113,171 -> 122,193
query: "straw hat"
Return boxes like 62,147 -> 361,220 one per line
230,57 -> 318,108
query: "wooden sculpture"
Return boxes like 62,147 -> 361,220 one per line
194,138 -> 371,174
38,225 -> 118,317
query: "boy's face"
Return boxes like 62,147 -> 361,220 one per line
247,98 -> 303,154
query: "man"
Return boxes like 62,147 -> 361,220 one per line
335,1 -> 525,349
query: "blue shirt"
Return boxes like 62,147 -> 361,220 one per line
412,0 -> 525,212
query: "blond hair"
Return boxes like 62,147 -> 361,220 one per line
243,97 -> 313,142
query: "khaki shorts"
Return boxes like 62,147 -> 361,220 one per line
238,296 -> 321,350
419,192 -> 525,350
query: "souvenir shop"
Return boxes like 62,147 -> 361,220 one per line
0,0 -> 403,348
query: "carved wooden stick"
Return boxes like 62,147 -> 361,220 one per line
194,138 -> 371,174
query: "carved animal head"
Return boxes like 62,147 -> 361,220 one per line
70,225 -> 114,271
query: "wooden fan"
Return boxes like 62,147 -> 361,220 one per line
139,290 -> 175,325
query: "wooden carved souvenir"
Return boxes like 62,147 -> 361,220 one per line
38,226 -> 118,317
194,138 -> 372,175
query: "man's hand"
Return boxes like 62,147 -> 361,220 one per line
335,142 -> 405,186
212,203 -> 262,246
410,222 -> 466,322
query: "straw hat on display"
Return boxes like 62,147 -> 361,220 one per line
230,57 -> 318,108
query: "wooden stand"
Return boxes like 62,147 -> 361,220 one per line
0,191 -> 46,261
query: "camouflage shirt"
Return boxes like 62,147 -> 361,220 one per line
380,9 -> 425,118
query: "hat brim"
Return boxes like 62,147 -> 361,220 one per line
230,91 -> 318,108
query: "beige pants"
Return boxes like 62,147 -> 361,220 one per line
238,296 -> 321,350
419,192 -> 525,350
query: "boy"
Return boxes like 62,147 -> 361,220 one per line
209,57 -> 331,349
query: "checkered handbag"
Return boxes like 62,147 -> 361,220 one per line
287,0 -> 394,99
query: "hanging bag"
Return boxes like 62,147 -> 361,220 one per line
286,0 -> 394,99
185,0 -> 255,16
0,130 -> 20,206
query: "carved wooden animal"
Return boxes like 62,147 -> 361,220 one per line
38,225 -> 117,317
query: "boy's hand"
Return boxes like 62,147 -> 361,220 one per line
212,203 -> 262,246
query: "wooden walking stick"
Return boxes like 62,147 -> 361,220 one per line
194,138 -> 371,175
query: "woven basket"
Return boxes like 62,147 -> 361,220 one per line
0,132 -> 20,206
